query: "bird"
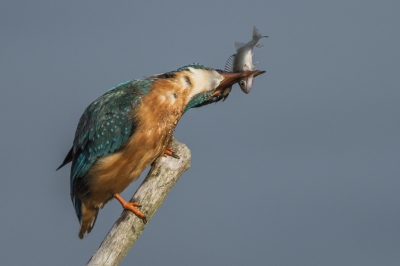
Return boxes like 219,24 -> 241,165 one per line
57,63 -> 264,239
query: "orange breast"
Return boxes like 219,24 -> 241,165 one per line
84,78 -> 187,207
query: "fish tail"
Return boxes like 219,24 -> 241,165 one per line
253,26 -> 268,40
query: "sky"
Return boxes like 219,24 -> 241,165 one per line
1,1 -> 400,265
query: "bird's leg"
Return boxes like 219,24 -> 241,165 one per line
114,194 -> 147,221
163,146 -> 180,159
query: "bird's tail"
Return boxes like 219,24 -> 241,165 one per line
78,202 -> 99,239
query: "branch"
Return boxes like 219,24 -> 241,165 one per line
87,137 -> 191,266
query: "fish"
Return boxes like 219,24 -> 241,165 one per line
224,26 -> 268,94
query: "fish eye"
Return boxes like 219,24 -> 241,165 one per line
239,80 -> 246,86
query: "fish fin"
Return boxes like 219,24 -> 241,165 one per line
235,42 -> 246,51
224,54 -> 236,72
222,86 -> 232,101
253,26 -> 269,40
253,62 -> 259,68
243,63 -> 250,71
255,43 -> 264,48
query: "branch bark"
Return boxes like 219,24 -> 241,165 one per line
87,137 -> 191,266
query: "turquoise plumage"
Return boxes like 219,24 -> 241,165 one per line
57,64 -> 262,238
59,79 -> 153,223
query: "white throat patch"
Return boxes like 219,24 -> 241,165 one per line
185,67 -> 223,99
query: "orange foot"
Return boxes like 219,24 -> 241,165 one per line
114,194 -> 147,222
163,146 -> 180,159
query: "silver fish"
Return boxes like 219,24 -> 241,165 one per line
225,26 -> 268,94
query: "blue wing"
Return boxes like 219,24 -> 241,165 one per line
66,79 -> 152,220
72,88 -> 135,181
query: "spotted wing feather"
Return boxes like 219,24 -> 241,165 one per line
63,79 -> 152,220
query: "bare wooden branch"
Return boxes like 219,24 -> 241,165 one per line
87,137 -> 191,266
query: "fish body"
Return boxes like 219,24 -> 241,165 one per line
225,26 -> 268,94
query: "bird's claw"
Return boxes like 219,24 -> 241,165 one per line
129,202 -> 142,207
163,147 -> 180,159
122,201 -> 146,219
114,194 -> 146,219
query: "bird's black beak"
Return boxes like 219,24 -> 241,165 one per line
215,70 -> 266,92
192,70 -> 265,109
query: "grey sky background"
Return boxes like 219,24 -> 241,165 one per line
1,1 -> 399,265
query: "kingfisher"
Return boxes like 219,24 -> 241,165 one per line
57,64 -> 264,239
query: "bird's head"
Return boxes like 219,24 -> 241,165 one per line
187,67 -> 265,109
168,64 -> 265,112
